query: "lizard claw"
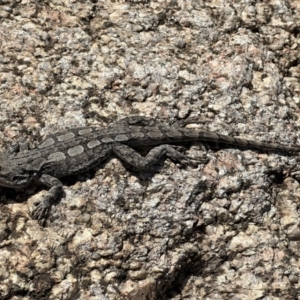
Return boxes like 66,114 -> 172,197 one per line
166,149 -> 209,167
178,155 -> 209,167
167,146 -> 209,167
31,199 -> 51,220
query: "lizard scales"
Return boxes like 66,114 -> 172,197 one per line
0,116 -> 299,220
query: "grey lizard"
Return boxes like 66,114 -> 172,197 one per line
0,116 -> 299,220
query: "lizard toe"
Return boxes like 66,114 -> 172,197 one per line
31,201 -> 50,220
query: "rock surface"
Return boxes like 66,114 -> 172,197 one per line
1,1 -> 300,299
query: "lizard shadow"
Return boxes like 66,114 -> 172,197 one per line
0,148 -> 164,211
0,142 -> 291,219
0,183 -> 66,209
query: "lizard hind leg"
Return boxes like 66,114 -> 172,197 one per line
112,143 -> 206,169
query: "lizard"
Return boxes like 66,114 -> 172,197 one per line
0,115 -> 299,220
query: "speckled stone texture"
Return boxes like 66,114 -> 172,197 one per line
1,0 -> 300,299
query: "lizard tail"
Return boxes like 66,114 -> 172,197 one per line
182,129 -> 300,153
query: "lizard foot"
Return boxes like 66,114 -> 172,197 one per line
31,198 -> 51,220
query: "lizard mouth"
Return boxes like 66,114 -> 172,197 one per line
0,178 -> 16,188
12,175 -> 30,186
0,175 -> 29,188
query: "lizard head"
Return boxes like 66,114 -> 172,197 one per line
0,154 -> 32,188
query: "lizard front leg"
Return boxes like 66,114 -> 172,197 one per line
112,143 -> 207,169
31,174 -> 63,220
